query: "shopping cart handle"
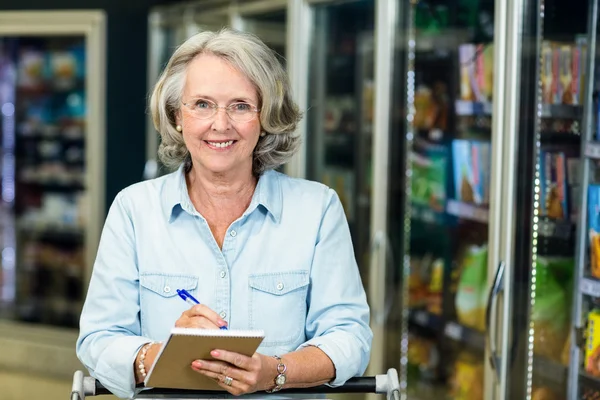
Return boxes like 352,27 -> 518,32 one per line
73,368 -> 400,399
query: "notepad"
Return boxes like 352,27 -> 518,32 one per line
144,327 -> 265,390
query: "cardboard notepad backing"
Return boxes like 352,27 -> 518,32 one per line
144,328 -> 264,390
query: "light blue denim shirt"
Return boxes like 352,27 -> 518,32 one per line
76,166 -> 372,399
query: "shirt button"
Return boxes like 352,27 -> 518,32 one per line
220,270 -> 227,278
276,282 -> 284,291
164,286 -> 171,293
220,311 -> 227,319
230,230 -> 237,237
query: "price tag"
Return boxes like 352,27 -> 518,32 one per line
586,142 -> 600,160
444,322 -> 463,341
581,278 -> 600,297
414,311 -> 428,326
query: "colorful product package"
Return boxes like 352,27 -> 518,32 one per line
588,185 -> 600,278
541,41 -> 555,104
539,151 -> 568,219
532,258 -> 569,362
558,44 -> 573,104
459,44 -> 477,101
586,309 -> 600,377
410,142 -> 448,211
455,245 -> 488,331
452,139 -> 490,205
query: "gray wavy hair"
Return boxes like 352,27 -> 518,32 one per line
150,28 -> 302,175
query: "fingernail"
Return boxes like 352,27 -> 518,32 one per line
192,360 -> 202,368
218,319 -> 227,327
211,350 -> 220,357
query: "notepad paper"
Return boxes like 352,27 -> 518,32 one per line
144,328 -> 265,390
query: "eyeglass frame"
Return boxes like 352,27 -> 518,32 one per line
181,98 -> 261,122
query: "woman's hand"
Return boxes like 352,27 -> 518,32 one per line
191,350 -> 277,395
174,304 -> 228,329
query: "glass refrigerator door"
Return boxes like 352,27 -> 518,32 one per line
502,0 -> 592,398
305,0 -> 375,281
235,4 -> 287,64
0,35 -> 88,327
390,1 -> 499,398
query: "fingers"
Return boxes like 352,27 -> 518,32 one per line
174,315 -> 221,329
192,367 -> 244,395
175,304 -> 227,329
210,349 -> 249,369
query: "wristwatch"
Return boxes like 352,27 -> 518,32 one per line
266,355 -> 287,393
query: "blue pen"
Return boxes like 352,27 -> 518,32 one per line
176,289 -> 228,330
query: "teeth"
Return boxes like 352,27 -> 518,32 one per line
208,140 -> 233,148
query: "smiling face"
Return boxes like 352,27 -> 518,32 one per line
177,53 -> 261,178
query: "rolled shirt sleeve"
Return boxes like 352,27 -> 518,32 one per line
76,191 -> 150,399
297,189 -> 373,385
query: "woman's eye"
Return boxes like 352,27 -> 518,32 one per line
232,103 -> 251,111
195,100 -> 211,109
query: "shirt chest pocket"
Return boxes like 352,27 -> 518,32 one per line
140,273 -> 199,334
248,270 -> 309,347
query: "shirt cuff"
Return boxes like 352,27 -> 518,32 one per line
297,332 -> 368,387
92,336 -> 153,399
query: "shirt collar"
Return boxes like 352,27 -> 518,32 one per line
162,165 -> 282,223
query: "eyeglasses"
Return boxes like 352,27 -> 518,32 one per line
182,98 -> 260,122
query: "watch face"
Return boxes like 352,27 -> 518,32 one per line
276,374 -> 286,386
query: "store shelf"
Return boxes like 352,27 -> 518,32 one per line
581,277 -> 600,297
455,100 -> 492,116
533,356 -> 568,385
444,321 -> 486,351
454,102 -> 582,119
537,218 -> 573,240
408,309 -> 485,351
580,372 -> 600,393
541,104 -> 583,119
411,203 -> 445,225
446,199 -> 489,223
585,141 -> 600,160
409,309 -> 443,332
18,225 -> 85,245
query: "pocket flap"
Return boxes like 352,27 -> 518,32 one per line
140,273 -> 198,298
248,270 -> 309,295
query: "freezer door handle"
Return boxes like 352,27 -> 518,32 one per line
485,260 -> 505,380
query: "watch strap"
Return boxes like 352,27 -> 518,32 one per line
265,355 -> 286,393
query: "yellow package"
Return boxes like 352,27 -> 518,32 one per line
450,353 -> 484,400
585,310 -> 600,377
541,41 -> 554,104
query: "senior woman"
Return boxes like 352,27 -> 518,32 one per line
76,28 -> 372,399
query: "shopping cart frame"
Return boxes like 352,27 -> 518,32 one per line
70,368 -> 400,400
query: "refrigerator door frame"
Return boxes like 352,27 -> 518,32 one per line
0,10 -> 106,379
287,0 -> 392,385
569,0 -> 599,398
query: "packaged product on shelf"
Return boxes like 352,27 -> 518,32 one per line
576,36 -> 588,106
589,186 -> 600,278
458,44 -> 477,101
531,386 -> 562,400
452,139 -> 491,205
426,258 -> 444,315
541,41 -> 555,104
321,168 -> 354,223
409,255 -> 431,308
586,309 -> 600,377
539,151 -> 568,220
410,142 -> 448,212
458,43 -> 493,104
475,43 -> 494,104
449,351 -> 484,400
532,258 -> 569,362
455,245 -> 488,331
558,44 -> 573,105
17,48 -> 46,88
